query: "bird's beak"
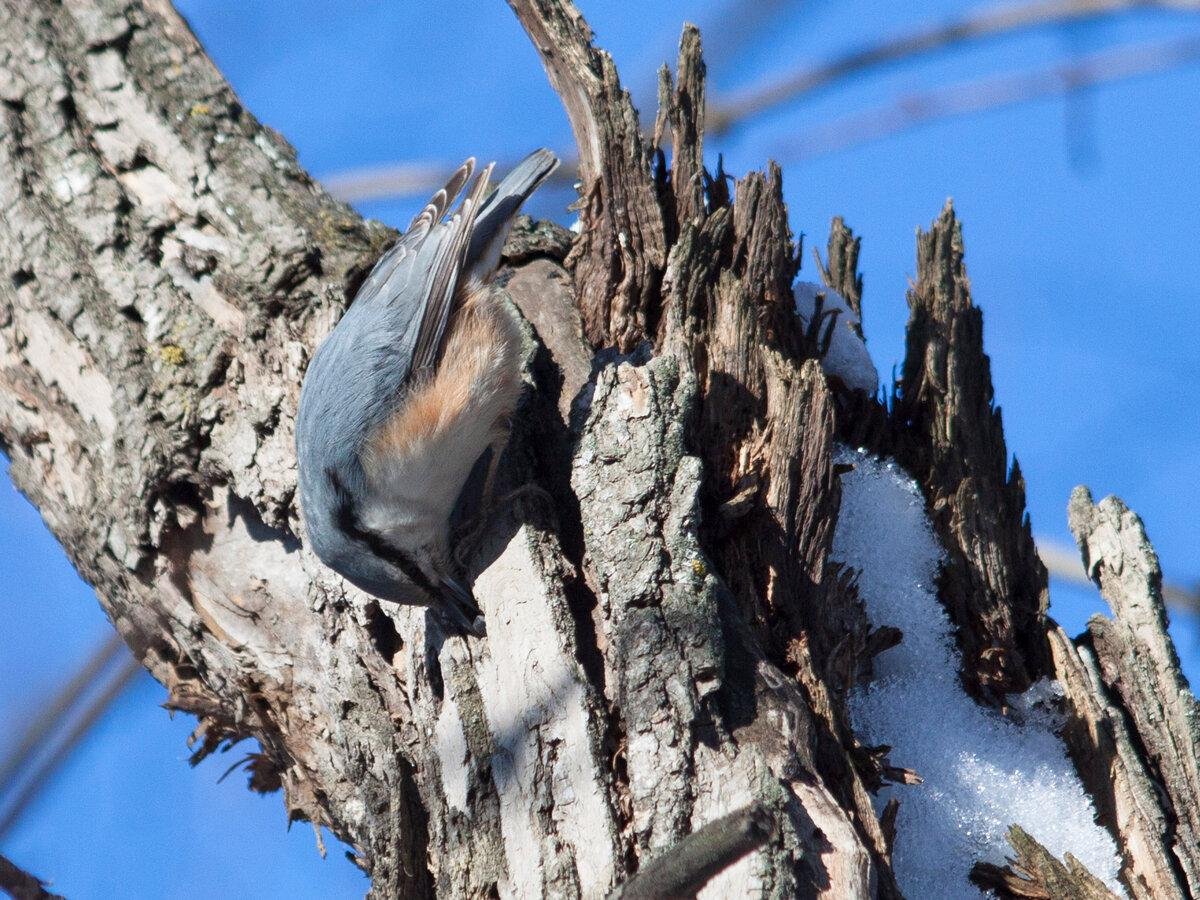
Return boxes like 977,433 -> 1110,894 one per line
439,576 -> 486,638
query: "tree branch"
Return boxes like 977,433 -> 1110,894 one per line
0,855 -> 62,900
781,35 -> 1200,160
0,632 -> 123,794
610,803 -> 774,899
0,656 -> 140,839
708,0 -> 1200,134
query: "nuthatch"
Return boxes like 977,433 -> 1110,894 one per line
296,149 -> 558,636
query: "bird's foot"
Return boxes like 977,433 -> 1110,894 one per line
436,575 -> 486,638
452,483 -> 555,569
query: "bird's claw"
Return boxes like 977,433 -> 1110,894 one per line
438,576 -> 486,638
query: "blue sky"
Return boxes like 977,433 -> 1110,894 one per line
2,2 -> 1198,896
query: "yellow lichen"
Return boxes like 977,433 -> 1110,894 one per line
189,102 -> 211,117
691,558 -> 706,578
159,344 -> 187,366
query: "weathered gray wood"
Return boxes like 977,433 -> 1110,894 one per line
661,25 -> 707,234
1049,625 -> 1188,898
970,825 -> 1119,899
506,0 -> 665,353
814,216 -> 863,337
1069,487 -> 1200,893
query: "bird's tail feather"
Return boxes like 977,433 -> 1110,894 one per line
464,148 -> 559,283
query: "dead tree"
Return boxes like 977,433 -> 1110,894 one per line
0,1 -> 1195,897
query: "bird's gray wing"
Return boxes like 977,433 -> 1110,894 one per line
408,162 -> 495,374
354,158 -> 476,305
348,150 -> 557,382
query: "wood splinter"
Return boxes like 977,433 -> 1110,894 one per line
610,802 -> 776,899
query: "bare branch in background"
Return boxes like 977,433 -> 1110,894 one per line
0,632 -> 124,793
321,157 -> 580,205
0,654 -> 140,840
691,0 -> 796,75
781,35 -> 1200,159
319,160 -> 480,207
707,0 -> 1200,133
322,0 -> 1200,203
626,0 -> 797,105
1040,537 -> 1200,615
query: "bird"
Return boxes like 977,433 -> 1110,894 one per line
295,149 -> 559,637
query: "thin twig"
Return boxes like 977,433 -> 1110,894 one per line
781,35 -> 1200,160
0,655 -> 141,840
0,631 -> 124,795
0,854 -> 63,900
610,802 -> 775,899
707,0 -> 1200,133
322,156 -> 581,205
1039,537 -> 1200,613
321,0 -> 1200,203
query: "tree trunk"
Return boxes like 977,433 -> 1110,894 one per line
1,1 -> 1196,898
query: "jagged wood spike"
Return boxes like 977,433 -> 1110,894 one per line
890,200 -> 1050,703
1047,624 -> 1188,898
970,825 -> 1119,900
508,0 -> 666,352
1069,488 -> 1200,893
815,215 -> 864,337
668,24 -> 707,230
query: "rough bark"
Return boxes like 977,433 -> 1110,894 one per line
813,216 -> 863,337
2,1 -> 1196,899
0,1 -> 882,894
890,202 -> 1051,703
0,0 -> 424,892
506,0 -> 665,353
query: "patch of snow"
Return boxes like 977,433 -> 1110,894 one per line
833,448 -> 1124,898
793,282 -> 877,394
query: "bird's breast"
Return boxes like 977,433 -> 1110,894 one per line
359,292 -> 524,540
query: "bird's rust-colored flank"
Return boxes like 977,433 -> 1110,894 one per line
364,283 -> 522,468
